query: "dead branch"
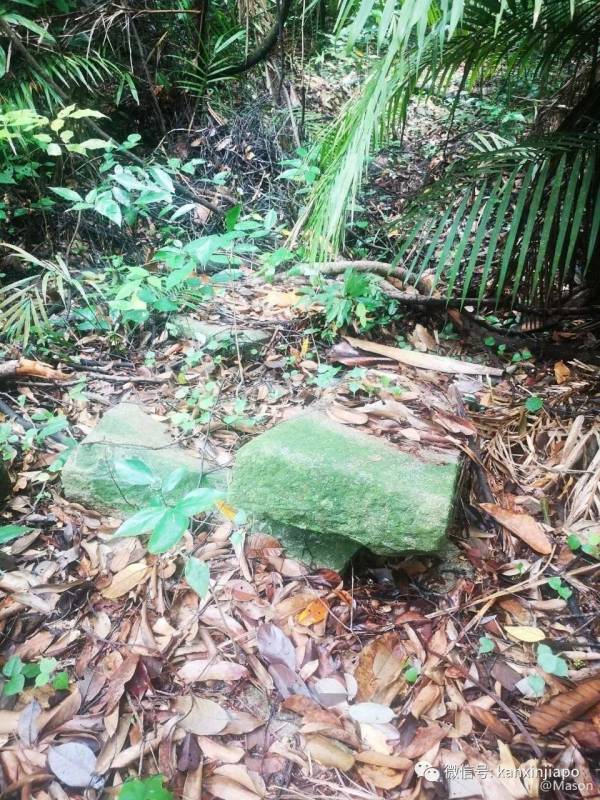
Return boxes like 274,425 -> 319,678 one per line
0,359 -> 69,381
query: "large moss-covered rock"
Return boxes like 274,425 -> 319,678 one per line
62,403 -> 226,514
230,411 -> 459,566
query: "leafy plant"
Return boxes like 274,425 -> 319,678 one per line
2,655 -> 68,696
478,636 -> 495,655
118,776 -> 173,800
304,268 -> 398,335
547,576 -> 573,600
567,531 -> 600,558
113,459 -> 223,557
525,396 -> 544,413
537,644 -> 569,677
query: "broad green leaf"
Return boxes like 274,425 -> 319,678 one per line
94,194 -> 122,226
79,138 -> 109,151
478,636 -> 495,654
224,204 -> 242,231
2,655 -> 23,678
52,671 -> 69,690
114,506 -> 166,538
148,510 -> 188,554
175,488 -> 222,517
50,187 -> 83,203
184,556 -> 210,598
47,143 -> 62,157
0,524 -> 32,544
537,644 -> 568,677
114,457 -> 155,486
162,467 -> 192,495
3,672 -> 25,696
525,396 -> 543,413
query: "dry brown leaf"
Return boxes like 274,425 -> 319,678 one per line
204,776 -> 260,800
403,723 -> 449,758
197,736 -> 244,763
101,561 -> 151,599
177,659 -> 248,684
355,632 -> 408,704
411,683 -> 442,719
173,695 -> 230,735
213,765 -> 265,797
466,705 -> 513,741
356,764 -> 405,790
529,676 -> 600,734
327,405 -> 369,426
305,734 -> 355,771
282,696 -> 340,726
554,360 -> 571,384
345,335 -> 503,375
480,504 -> 552,555
410,323 -> 437,352
356,751 -> 412,770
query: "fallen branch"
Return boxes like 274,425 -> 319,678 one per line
0,359 -> 69,381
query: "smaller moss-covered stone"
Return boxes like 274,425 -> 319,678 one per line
61,403 -> 224,514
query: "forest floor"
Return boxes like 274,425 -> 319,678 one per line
1,79 -> 600,800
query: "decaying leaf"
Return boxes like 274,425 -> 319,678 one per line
305,734 -> 356,771
47,742 -> 98,788
177,659 -> 248,683
480,504 -> 552,554
101,561 -> 152,599
504,625 -> 546,643
529,676 -> 600,734
355,632 -> 408,704
173,695 -> 230,735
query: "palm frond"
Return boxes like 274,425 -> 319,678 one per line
395,134 -> 600,302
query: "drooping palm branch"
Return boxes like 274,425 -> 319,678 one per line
304,0 -> 600,303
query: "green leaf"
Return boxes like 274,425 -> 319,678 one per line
2,655 -> 23,678
0,524 -> 32,544
567,534 -> 581,552
224,204 -> 242,231
161,467 -> 192,496
47,143 -> 62,157
79,138 -> 109,151
21,663 -> 41,678
147,510 -> 188,554
184,556 -> 210,598
478,636 -> 495,655
174,488 -> 222,517
114,506 -> 166,538
95,194 -> 122,226
52,671 -> 70,690
118,776 -> 173,800
3,672 -> 25,696
525,396 -> 543,413
404,666 -> 420,684
527,674 -> 545,697
537,644 -> 569,677
38,657 -> 58,674
114,457 -> 155,486
50,187 -> 83,203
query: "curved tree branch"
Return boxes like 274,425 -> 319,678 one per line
212,0 -> 292,79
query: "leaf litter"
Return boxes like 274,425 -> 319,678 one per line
0,242 -> 599,800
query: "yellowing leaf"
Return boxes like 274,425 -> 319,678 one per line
297,598 -> 329,626
305,735 -> 355,771
216,500 -> 237,521
505,625 -> 546,642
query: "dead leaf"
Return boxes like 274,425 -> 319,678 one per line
411,684 -> 442,719
504,625 -> 545,643
177,659 -> 248,683
554,360 -> 571,384
529,676 -> 600,734
18,699 -> 41,746
355,632 -> 408,704
305,735 -> 355,771
480,504 -> 552,554
356,764 -> 405,790
198,736 -> 244,763
173,695 -> 230,735
101,561 -> 151,599
356,751 -> 412,770
296,598 -> 329,626
327,405 -> 369,426
466,705 -> 513,741
256,623 -> 296,670
345,336 -> 503,375
47,742 -> 98,788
